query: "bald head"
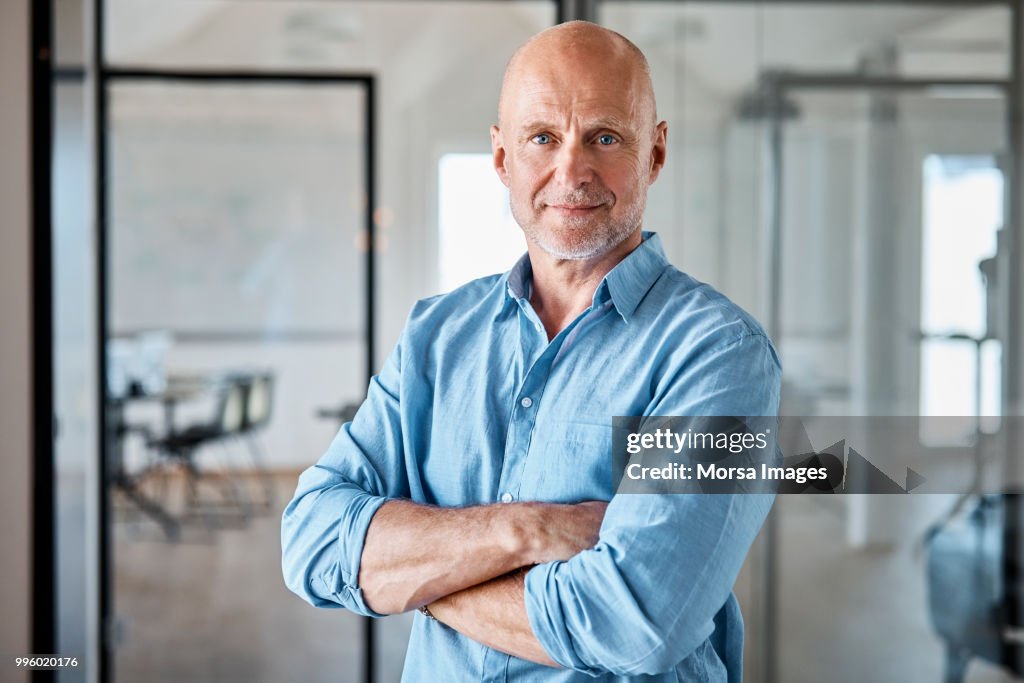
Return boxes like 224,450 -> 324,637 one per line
498,21 -> 657,129
490,21 -> 667,262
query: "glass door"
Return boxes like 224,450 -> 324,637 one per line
770,85 -> 1009,683
102,76 -> 373,682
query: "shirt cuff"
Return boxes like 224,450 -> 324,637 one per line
322,490 -> 391,617
524,560 -> 601,675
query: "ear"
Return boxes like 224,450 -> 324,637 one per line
648,121 -> 668,184
491,125 -> 511,188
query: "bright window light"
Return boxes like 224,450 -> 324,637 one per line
919,155 -> 1003,426
438,153 -> 526,293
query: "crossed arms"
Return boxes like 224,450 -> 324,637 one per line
358,498 -> 607,666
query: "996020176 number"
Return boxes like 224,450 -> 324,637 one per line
13,655 -> 79,669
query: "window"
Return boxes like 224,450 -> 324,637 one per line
919,155 -> 1002,437
438,153 -> 525,292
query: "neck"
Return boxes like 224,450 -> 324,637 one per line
527,230 -> 642,340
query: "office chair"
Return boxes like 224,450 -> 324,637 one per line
109,402 -> 181,540
236,371 -> 277,512
146,377 -> 250,528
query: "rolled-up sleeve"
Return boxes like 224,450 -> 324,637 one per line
525,332 -> 781,675
281,334 -> 409,616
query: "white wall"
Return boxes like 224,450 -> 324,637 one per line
0,0 -> 33,678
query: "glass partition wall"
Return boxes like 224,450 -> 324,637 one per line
53,0 -> 94,680
599,2 -> 1018,683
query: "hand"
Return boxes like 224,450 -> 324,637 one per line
526,501 -> 608,564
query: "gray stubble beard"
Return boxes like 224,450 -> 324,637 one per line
512,191 -> 647,261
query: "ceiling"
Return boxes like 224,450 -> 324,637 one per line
59,0 -> 1011,119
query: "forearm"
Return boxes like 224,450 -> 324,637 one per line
428,568 -> 558,668
359,499 -> 541,614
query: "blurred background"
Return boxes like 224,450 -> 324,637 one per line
3,0 -> 1024,681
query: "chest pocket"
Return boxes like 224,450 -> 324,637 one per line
520,421 -> 614,503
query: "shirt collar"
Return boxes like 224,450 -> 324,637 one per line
505,251 -> 533,302
600,231 -> 668,322
503,231 -> 668,322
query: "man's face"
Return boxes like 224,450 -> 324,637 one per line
492,47 -> 667,260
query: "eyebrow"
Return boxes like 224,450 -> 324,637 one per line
518,116 -> 630,133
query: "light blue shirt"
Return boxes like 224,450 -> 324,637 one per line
282,232 -> 781,682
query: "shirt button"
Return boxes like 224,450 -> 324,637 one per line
500,492 -> 514,503
520,397 -> 533,408
534,322 -> 543,332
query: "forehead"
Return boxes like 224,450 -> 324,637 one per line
504,67 -> 647,129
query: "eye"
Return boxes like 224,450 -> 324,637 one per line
597,134 -> 617,146
531,133 -> 552,145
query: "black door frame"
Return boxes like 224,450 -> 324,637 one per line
94,69 -> 377,683
32,0 -> 56,680
89,4 -> 377,681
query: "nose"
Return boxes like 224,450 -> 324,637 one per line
553,140 -> 594,189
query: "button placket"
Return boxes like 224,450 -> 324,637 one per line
494,340 -> 553,509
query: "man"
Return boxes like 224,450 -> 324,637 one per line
282,21 -> 780,682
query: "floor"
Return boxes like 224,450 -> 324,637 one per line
111,471 -> 1018,682
113,470 -> 412,683
766,494 -> 1011,683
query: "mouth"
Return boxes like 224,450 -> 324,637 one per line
547,204 -> 603,217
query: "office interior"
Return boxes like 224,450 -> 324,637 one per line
2,0 -> 1024,681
